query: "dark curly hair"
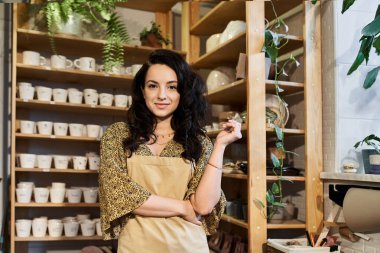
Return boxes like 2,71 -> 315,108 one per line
123,49 -> 208,163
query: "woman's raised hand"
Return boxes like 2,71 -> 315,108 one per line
215,120 -> 242,147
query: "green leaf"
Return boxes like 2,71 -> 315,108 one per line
376,4 -> 380,18
271,153 -> 281,168
342,0 -> 356,14
373,36 -> 380,55
311,0 -> 317,4
266,191 -> 275,204
347,52 -> 365,75
271,183 -> 280,195
275,125 -> 283,141
363,66 -> 380,89
362,15 -> 380,36
275,141 -> 283,149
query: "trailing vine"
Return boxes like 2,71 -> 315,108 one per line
255,0 -> 300,219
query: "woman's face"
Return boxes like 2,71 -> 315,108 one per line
142,64 -> 180,122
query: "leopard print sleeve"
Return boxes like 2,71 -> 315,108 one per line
185,135 -> 226,235
99,122 -> 151,240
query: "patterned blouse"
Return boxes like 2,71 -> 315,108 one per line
99,122 -> 226,240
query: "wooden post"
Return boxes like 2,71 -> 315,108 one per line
246,1 -> 267,252
304,1 -> 324,235
181,2 -> 190,61
155,11 -> 172,50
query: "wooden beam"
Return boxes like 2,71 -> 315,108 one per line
246,1 -> 267,253
189,2 -> 200,63
181,2 -> 190,61
155,11 -> 173,50
304,1 -> 324,235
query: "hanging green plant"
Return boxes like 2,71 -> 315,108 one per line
255,0 -> 301,220
40,0 -> 129,71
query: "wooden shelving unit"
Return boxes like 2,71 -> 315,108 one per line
15,167 -> 98,174
15,236 -> 103,241
11,3 -> 182,252
185,1 -> 322,252
16,99 -> 128,116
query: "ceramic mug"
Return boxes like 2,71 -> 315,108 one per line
74,57 -> 96,72
51,55 -> 73,69
22,51 -> 46,66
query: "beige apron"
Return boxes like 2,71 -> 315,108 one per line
118,155 -> 208,253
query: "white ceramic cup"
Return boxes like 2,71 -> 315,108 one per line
51,55 -> 73,69
48,220 -> 63,237
132,64 -> 143,76
83,188 -> 98,203
20,120 -> 35,134
50,187 -> 66,203
64,221 -> 79,237
16,188 -> 33,203
74,57 -> 96,72
17,181 -> 34,189
76,214 -> 91,221
36,86 -> 52,102
80,220 -> 95,236
32,218 -> 48,237
73,156 -> 87,170
22,51 -> 46,66
66,188 -> 82,203
114,94 -> 128,107
88,156 -> 100,170
86,124 -> 100,138
34,187 -> 49,203
83,88 -> 97,95
69,123 -> 84,137
19,86 -> 35,100
53,155 -> 70,169
19,153 -> 36,168
99,93 -> 113,106
84,92 -> 98,106
37,121 -> 53,135
52,182 -> 66,189
52,88 -> 68,103
68,90 -> 83,104
16,219 -> 32,237
96,221 -> 101,236
53,122 -> 69,136
37,155 -> 53,169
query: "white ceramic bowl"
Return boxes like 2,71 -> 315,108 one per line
206,67 -> 235,91
206,33 -> 221,53
219,20 -> 246,45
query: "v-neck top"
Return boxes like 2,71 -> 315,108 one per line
99,122 -> 226,240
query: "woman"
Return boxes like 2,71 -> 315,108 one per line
99,49 -> 241,252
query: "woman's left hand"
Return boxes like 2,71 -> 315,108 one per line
215,120 -> 242,147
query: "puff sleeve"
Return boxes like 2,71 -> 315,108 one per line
99,122 -> 151,240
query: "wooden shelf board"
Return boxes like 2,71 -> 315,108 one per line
17,29 -> 186,63
320,172 -> 380,186
16,63 -> 133,90
191,1 -> 246,35
207,126 -> 304,138
221,214 -> 248,229
16,99 -> 128,116
15,133 -> 100,142
206,79 -> 304,105
15,202 -> 99,207
15,167 -> 98,174
267,219 -> 306,229
15,235 -> 102,241
267,176 -> 305,181
117,0 -> 180,12
190,1 -> 303,35
192,33 -> 302,69
222,173 -> 247,180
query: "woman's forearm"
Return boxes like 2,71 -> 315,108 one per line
191,141 -> 226,215
133,194 -> 185,217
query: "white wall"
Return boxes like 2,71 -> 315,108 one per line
322,0 -> 380,252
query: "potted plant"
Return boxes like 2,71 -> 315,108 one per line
139,21 -> 170,48
32,0 -> 129,72
354,134 -> 380,174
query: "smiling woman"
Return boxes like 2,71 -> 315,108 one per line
98,49 -> 242,253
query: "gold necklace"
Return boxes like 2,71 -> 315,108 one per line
147,132 -> 174,146
154,131 -> 175,139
